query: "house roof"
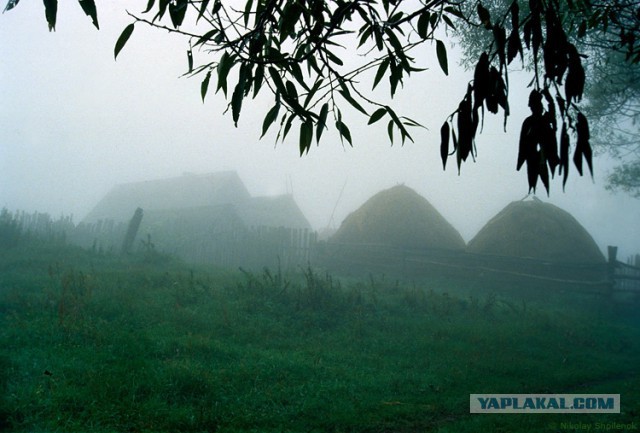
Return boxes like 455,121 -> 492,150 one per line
138,194 -> 312,243
83,171 -> 251,223
83,171 -> 311,231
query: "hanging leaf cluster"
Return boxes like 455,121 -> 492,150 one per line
4,0 -> 100,31
107,0 -> 468,155
441,0 -> 593,194
13,0 -> 640,192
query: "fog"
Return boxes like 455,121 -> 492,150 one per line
1,1 -> 639,259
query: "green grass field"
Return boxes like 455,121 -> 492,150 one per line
1,240 -> 639,432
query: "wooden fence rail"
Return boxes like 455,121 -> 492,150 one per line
607,246 -> 640,293
314,242 -> 640,297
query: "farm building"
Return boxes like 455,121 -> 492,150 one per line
330,184 -> 465,251
82,171 -> 310,230
83,171 -> 251,223
467,198 -> 605,264
75,172 -> 313,267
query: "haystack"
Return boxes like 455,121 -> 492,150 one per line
330,185 -> 465,250
467,199 -> 605,263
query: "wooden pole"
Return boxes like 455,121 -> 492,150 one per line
122,208 -> 144,254
607,245 -> 618,299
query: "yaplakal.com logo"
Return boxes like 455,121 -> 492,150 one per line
470,394 -> 620,413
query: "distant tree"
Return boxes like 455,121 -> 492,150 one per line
7,0 -> 640,194
586,51 -> 640,198
455,0 -> 640,197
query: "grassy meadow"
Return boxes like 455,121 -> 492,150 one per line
1,236 -> 639,432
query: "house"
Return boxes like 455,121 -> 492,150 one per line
77,171 -> 313,267
82,171 -> 252,223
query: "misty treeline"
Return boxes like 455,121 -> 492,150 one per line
7,0 -> 640,194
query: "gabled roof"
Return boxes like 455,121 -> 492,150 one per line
83,171 -> 251,223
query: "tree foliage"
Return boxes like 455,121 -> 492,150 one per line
455,0 -> 640,197
585,49 -> 640,197
8,0 -> 640,194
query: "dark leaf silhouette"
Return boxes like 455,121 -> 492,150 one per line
477,3 -> 491,28
201,70 -> 211,102
168,0 -> 187,28
43,0 -> 57,31
440,121 -> 450,169
316,103 -> 328,143
114,23 -> 135,60
78,0 -> 99,29
565,44 -> 585,103
217,52 -> 234,96
542,3 -> 568,83
560,122 -> 570,189
299,120 -> 313,155
510,1 -> 519,30
3,0 -> 19,13
574,112 -> 593,177
456,87 -> 475,172
368,108 -> 387,125
492,25 -> 506,69
529,4 -> 543,60
231,72 -> 246,126
517,116 -> 534,171
538,151 -> 550,194
336,120 -> 353,146
507,30 -> 523,64
473,52 -> 490,111
436,39 -> 449,75
526,148 -> 539,192
261,103 -> 280,138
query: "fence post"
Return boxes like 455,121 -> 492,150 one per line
607,246 -> 618,299
122,208 -> 144,254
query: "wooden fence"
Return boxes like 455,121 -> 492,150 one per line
2,209 -> 317,270
161,225 -> 317,269
70,219 -> 128,254
10,210 -> 75,244
608,246 -> 640,293
314,241 -> 640,298
69,217 -> 317,270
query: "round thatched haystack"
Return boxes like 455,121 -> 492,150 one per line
330,185 -> 465,250
467,199 -> 605,263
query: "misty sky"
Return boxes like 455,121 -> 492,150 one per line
1,1 -> 639,259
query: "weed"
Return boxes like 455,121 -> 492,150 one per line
297,265 -> 341,311
47,266 -> 93,330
